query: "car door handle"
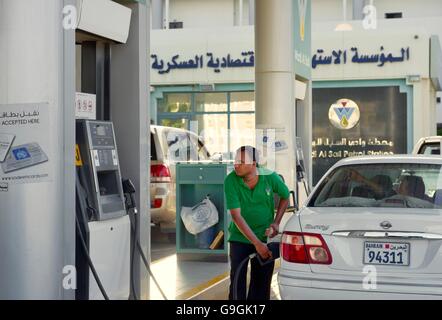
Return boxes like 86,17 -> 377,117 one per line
332,231 -> 442,240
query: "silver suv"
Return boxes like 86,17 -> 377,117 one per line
150,125 -> 212,236
413,136 -> 442,155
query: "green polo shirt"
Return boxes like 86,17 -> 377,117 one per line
224,167 -> 290,244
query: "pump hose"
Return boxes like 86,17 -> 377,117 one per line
232,253 -> 256,300
232,241 -> 280,300
130,206 -> 139,301
127,205 -> 168,300
75,215 -> 110,300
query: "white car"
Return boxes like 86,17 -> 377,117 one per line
150,125 -> 211,236
279,155 -> 442,300
413,136 -> 442,155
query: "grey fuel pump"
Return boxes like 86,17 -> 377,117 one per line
75,120 -> 131,300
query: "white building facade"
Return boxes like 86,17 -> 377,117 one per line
150,0 -> 442,184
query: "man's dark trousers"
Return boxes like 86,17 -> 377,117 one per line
228,241 -> 275,300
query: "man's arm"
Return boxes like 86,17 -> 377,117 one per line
267,173 -> 290,238
267,198 -> 289,238
230,208 -> 272,259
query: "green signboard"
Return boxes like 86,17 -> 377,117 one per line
294,0 -> 311,80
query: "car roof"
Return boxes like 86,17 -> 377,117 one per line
418,136 -> 442,142
151,125 -> 199,137
335,154 -> 442,166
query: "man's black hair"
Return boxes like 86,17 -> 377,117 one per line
237,145 -> 259,166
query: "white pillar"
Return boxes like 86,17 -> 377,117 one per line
111,2 -> 150,299
239,0 -> 244,26
255,0 -> 296,189
151,0 -> 164,30
352,0 -> 364,20
249,0 -> 255,25
163,0 -> 169,29
0,0 -> 75,299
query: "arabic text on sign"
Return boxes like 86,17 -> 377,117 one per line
151,51 -> 255,74
312,46 -> 410,69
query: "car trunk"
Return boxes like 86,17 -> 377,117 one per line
299,207 -> 442,276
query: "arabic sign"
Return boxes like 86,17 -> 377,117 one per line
151,51 -> 255,74
151,45 -> 411,75
328,99 -> 360,130
294,0 -> 311,79
312,86 -> 407,185
312,46 -> 410,69
0,103 -> 51,185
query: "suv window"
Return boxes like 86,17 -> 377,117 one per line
151,133 -> 157,160
164,130 -> 199,161
419,142 -> 440,155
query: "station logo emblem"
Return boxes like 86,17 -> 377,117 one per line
298,0 -> 308,41
328,98 -> 360,130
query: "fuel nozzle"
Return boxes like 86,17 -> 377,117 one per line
256,242 -> 281,266
122,179 -> 136,194
122,178 -> 137,211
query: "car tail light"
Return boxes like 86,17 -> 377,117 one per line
152,198 -> 163,208
151,164 -> 171,183
282,232 -> 332,265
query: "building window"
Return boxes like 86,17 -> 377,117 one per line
195,92 -> 227,112
385,12 -> 402,19
158,93 -> 191,113
169,21 -> 183,29
312,85 -> 408,185
157,91 -> 255,159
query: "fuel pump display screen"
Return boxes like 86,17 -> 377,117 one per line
89,123 -> 115,148
96,125 -> 106,136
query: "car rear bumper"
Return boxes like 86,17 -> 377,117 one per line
278,270 -> 442,300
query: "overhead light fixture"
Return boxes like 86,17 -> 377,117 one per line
335,0 -> 353,31
335,23 -> 353,31
200,84 -> 215,92
407,75 -> 421,83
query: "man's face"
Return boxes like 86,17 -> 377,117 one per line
234,151 -> 255,177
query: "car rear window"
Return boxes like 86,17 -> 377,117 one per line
309,163 -> 442,209
419,143 -> 440,155
151,133 -> 157,160
162,130 -> 209,161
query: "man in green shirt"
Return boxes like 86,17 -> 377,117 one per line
224,146 -> 289,300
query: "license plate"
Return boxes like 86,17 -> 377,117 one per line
363,242 -> 410,266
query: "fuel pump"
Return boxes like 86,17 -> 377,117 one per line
75,119 -> 131,300
295,137 -> 310,207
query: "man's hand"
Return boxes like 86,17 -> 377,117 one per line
265,223 -> 279,238
255,242 -> 272,260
